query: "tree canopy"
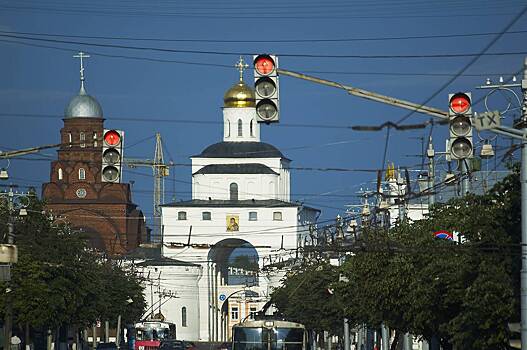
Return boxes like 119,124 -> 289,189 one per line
271,166 -> 520,350
0,194 -> 146,338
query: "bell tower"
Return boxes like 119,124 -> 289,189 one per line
42,52 -> 147,255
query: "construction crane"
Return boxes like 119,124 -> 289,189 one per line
124,133 -> 172,242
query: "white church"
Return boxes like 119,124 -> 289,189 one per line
135,60 -> 320,342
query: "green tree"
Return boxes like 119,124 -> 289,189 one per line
270,261 -> 343,335
0,195 -> 146,345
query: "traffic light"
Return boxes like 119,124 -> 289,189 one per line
101,129 -> 124,183
253,54 -> 280,123
448,92 -> 473,160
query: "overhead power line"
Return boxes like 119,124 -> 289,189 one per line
0,39 -> 520,78
1,29 -> 526,44
1,33 -> 526,59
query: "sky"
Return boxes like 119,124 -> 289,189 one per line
1,0 -> 526,228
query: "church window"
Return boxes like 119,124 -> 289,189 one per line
178,211 -> 187,220
202,211 -> 211,220
58,168 -> 63,180
250,120 -> 254,136
226,120 -> 231,137
78,168 -> 86,180
230,183 -> 238,201
182,307 -> 187,327
231,306 -> 239,320
237,119 -> 243,137
80,132 -> 86,148
93,132 -> 97,147
68,133 -> 72,147
273,211 -> 282,221
249,212 -> 258,221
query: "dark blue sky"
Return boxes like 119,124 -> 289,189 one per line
1,0 -> 526,225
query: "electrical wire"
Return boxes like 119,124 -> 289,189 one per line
2,29 -> 526,44
1,33 -> 526,59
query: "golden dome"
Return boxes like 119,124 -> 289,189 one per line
223,81 -> 256,108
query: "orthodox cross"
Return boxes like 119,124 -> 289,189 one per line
73,51 -> 90,82
235,56 -> 248,81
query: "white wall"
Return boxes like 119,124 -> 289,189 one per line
190,158 -> 290,201
162,205 -> 300,253
223,107 -> 260,142
139,264 -> 202,341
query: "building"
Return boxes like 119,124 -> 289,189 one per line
136,60 -> 319,341
42,54 -> 147,255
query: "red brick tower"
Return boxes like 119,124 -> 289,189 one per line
42,53 -> 146,255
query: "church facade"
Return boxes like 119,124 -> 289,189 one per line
42,54 -> 147,255
137,62 -> 319,341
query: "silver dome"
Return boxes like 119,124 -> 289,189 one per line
64,85 -> 103,119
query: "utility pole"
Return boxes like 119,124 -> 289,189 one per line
427,138 -> 435,206
125,133 -> 171,242
521,57 -> 527,350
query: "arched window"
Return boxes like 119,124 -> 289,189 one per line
58,168 -> 63,180
182,307 -> 187,327
230,183 -> 238,201
78,168 -> 86,180
250,120 -> 254,136
237,119 -> 243,137
80,132 -> 86,148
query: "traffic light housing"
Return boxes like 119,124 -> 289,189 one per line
448,92 -> 473,160
253,54 -> 280,123
101,129 -> 124,183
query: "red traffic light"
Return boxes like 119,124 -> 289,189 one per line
254,55 -> 275,76
449,93 -> 471,114
104,130 -> 121,146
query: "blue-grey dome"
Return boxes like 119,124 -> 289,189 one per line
64,85 -> 103,119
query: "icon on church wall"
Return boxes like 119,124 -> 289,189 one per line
226,215 -> 240,232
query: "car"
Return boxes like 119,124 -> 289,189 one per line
160,340 -> 184,350
96,342 -> 118,350
184,341 -> 197,350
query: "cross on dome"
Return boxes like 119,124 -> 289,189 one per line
234,56 -> 248,82
73,51 -> 90,92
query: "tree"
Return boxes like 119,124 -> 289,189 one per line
270,261 -> 343,335
272,167 -> 520,350
0,195 -> 146,346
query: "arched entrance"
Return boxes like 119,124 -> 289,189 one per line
207,239 -> 261,341
208,238 -> 259,286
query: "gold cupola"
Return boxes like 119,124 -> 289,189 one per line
223,56 -> 256,108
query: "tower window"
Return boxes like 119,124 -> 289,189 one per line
226,120 -> 231,137
237,119 -> 243,137
231,306 -> 239,320
202,211 -> 211,220
182,307 -> 187,327
93,132 -> 97,147
78,168 -> 86,180
58,168 -> 63,181
250,120 -> 254,137
178,211 -> 187,220
273,211 -> 282,221
80,132 -> 86,148
230,183 -> 238,201
68,133 -> 72,147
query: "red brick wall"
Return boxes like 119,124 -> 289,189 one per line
42,117 -> 146,255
